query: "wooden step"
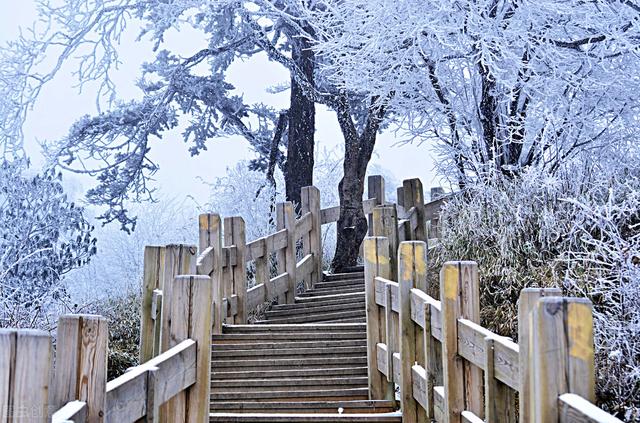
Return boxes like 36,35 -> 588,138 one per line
258,310 -> 366,325
322,318 -> 367,324
266,302 -> 364,318
211,367 -> 368,380
210,399 -> 397,413
211,387 -> 369,401
209,412 -> 402,422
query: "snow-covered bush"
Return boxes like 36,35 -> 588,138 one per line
0,160 -> 96,329
433,151 -> 640,418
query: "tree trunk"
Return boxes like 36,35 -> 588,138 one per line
285,37 -> 315,211
332,96 -> 386,271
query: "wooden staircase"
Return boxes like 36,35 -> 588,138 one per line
209,268 -> 401,422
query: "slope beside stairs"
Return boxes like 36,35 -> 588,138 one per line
209,268 -> 402,422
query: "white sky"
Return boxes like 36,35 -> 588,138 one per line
0,1 -> 440,208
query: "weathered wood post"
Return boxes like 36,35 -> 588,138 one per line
224,216 -> 247,324
164,275 -> 213,423
484,336 -> 516,422
428,187 -> 445,239
140,246 -> 163,363
367,175 -> 385,236
403,178 -> 426,241
517,287 -> 561,422
0,329 -> 52,422
398,241 -> 428,422
372,205 -> 399,281
301,186 -> 322,287
529,297 -> 596,423
396,186 -> 405,217
363,237 -> 395,401
439,261 -> 484,423
277,201 -> 297,303
160,244 -> 197,354
52,315 -> 108,422
198,214 -> 223,334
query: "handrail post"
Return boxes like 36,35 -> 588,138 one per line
529,297 -> 595,422
52,314 -> 108,422
398,241 -> 428,422
440,261 -> 484,422
277,201 -> 297,303
198,214 -> 223,335
372,205 -> 399,281
367,175 -> 385,236
403,178 -> 426,241
165,275 -> 213,423
0,329 -> 51,422
301,186 -> 322,287
517,287 -> 561,422
160,244 -> 197,354
224,216 -> 247,324
428,187 -> 445,239
141,246 -> 163,364
363,236 -> 395,401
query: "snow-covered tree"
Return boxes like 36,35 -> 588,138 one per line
0,160 -> 96,328
304,0 -> 640,184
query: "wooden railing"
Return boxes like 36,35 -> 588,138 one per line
363,207 -> 624,422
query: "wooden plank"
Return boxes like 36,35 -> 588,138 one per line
302,186 -> 322,287
152,289 -> 163,357
295,212 -> 313,240
198,214 -> 223,335
13,330 -> 51,423
433,386 -> 445,423
484,337 -> 516,422
105,340 -> 196,422
52,400 -> 87,423
277,202 -> 296,303
296,253 -> 314,279
440,262 -> 465,423
518,287 -> 562,421
559,394 -> 624,423
246,237 -> 266,262
456,318 -> 519,390
411,364 -> 428,411
0,330 -> 14,422
374,277 -> 399,312
320,205 -> 340,225
530,297 -> 595,422
398,241 -> 428,422
410,289 -> 442,341
363,237 -> 394,401
53,315 -> 108,422
384,284 -> 394,384
362,198 -> 378,215
140,246 -> 163,363
160,244 -> 197,355
461,411 -> 484,423
403,178 -> 426,241
376,343 -> 389,378
367,175 -> 385,236
165,275 -> 212,423
224,217 -> 247,324
267,228 -> 288,252
422,301 -> 435,418
372,205 -> 399,280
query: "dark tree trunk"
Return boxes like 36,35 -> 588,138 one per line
285,37 -> 315,211
331,95 -> 387,271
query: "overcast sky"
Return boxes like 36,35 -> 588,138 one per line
0,1 -> 440,210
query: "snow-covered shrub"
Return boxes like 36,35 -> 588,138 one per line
433,155 -> 640,418
0,160 -> 96,329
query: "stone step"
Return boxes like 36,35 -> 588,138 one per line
210,356 -> 368,370
271,297 -> 365,311
294,292 -> 365,304
210,399 -> 396,414
211,376 -> 368,392
212,339 -> 367,351
266,302 -> 364,318
221,324 -> 365,333
256,310 -> 366,325
212,332 -> 366,343
209,412 -> 402,422
313,279 -> 364,290
210,387 -> 370,401
211,345 -> 366,358
211,367 -> 368,380
298,287 -> 365,297
322,271 -> 365,281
